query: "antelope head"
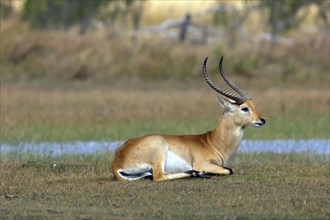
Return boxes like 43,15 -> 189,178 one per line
202,57 -> 266,129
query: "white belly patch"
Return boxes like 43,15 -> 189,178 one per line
164,150 -> 192,173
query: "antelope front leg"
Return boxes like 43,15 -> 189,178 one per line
197,164 -> 233,176
185,170 -> 212,178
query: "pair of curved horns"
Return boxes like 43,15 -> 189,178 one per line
202,57 -> 250,105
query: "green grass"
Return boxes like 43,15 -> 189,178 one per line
1,152 -> 329,219
1,82 -> 329,143
2,110 -> 329,143
245,109 -> 330,140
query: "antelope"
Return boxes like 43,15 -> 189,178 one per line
112,57 -> 265,181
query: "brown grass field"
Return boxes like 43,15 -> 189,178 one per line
0,153 -> 329,219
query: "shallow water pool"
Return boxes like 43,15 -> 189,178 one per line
1,139 -> 329,155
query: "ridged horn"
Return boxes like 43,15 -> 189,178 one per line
202,57 -> 246,105
218,56 -> 250,100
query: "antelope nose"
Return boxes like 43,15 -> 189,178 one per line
260,117 -> 266,124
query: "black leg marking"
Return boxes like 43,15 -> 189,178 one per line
185,170 -> 212,179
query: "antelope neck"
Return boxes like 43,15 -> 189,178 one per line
209,112 -> 244,164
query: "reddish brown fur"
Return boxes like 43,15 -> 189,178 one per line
112,99 -> 265,181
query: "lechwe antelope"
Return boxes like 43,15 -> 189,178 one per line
112,57 -> 265,181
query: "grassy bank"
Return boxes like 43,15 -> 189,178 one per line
2,113 -> 329,143
1,82 -> 329,143
0,152 -> 329,219
1,19 -> 329,143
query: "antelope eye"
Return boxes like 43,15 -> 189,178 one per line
241,107 -> 249,112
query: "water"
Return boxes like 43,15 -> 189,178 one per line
238,139 -> 329,154
1,139 -> 329,155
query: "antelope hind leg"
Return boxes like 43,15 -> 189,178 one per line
150,144 -> 192,182
152,172 -> 193,182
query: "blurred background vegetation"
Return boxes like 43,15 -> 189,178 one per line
0,0 -> 329,142
1,0 -> 329,82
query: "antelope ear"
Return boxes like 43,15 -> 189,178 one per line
216,96 -> 236,112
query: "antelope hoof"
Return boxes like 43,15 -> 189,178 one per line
223,167 -> 233,175
186,170 -> 212,179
